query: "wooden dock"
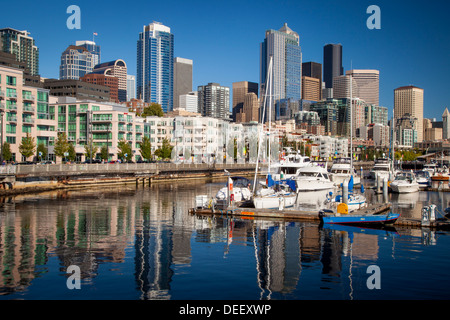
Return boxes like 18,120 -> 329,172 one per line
189,202 -> 450,230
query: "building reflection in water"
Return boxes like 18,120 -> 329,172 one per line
0,180 -> 444,299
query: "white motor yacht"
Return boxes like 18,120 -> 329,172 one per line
329,158 -> 361,186
390,171 -> 420,193
369,158 -> 391,180
293,164 -> 336,192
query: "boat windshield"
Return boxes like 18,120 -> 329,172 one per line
395,173 -> 413,181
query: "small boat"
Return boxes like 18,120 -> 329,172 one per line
253,183 -> 297,210
319,209 -> 400,226
431,168 -> 450,181
329,158 -> 361,186
369,158 -> 391,180
293,164 -> 336,192
390,171 -> 419,193
329,176 -> 367,212
215,176 -> 253,208
415,170 -> 431,189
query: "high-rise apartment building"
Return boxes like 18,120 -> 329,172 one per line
260,23 -> 302,104
232,81 -> 258,122
59,45 -> 94,80
93,59 -> 127,102
323,44 -> 343,90
443,108 -> 450,140
197,83 -> 230,120
178,91 -> 198,113
137,22 -> 174,112
302,61 -> 322,100
0,28 -> 39,76
394,85 -> 424,142
75,40 -> 101,66
173,57 -> 193,110
346,69 -> 379,105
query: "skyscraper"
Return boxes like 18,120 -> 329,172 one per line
76,40 -> 101,66
323,44 -> 343,90
394,85 -> 424,142
346,69 -> 379,105
137,22 -> 174,112
93,59 -> 127,102
232,81 -> 258,122
443,108 -> 450,140
173,57 -> 193,110
302,61 -> 322,100
260,23 -> 302,104
0,28 -> 39,76
197,83 -> 230,120
59,45 -> 94,80
127,75 -> 136,101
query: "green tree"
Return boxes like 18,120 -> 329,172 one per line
54,132 -> 69,160
139,136 -> 152,161
84,138 -> 98,161
19,133 -> 36,160
117,139 -> 132,162
2,142 -> 12,162
37,143 -> 48,161
100,145 -> 109,161
154,138 -> 173,159
140,103 -> 164,117
67,143 -> 77,161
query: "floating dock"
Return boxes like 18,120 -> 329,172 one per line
189,202 -> 450,230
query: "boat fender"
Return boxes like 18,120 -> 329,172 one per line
337,203 -> 349,215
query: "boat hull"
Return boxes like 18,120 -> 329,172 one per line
331,174 -> 361,186
390,183 -> 419,193
253,194 -> 297,209
320,212 -> 400,226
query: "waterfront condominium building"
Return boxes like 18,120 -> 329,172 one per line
92,59 -> 128,102
59,45 -> 95,80
173,57 -> 193,110
0,28 -> 39,76
137,22 -> 174,112
345,69 -> 379,106
0,65 -> 51,161
323,44 -> 343,90
75,40 -> 101,66
232,81 -> 258,122
394,85 -> 424,142
260,23 -> 302,107
197,83 -> 230,120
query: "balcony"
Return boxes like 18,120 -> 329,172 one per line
7,116 -> 17,123
6,104 -> 17,112
92,126 -> 112,132
23,118 -> 35,125
0,91 -> 5,99
22,94 -> 35,102
7,92 -> 17,100
23,106 -> 35,113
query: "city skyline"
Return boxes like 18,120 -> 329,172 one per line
1,0 -> 449,121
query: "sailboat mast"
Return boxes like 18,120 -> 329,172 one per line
350,71 -> 353,169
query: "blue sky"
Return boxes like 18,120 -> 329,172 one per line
2,0 -> 449,120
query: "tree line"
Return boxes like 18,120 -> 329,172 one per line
3,132 -> 174,163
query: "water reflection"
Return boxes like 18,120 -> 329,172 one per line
0,179 -> 449,299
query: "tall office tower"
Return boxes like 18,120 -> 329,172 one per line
332,75 -> 357,100
243,92 -> 260,122
260,23 -> 302,107
0,28 -> 39,76
127,75 -> 136,101
443,108 -> 450,140
302,61 -> 322,100
137,22 -> 174,112
173,57 -> 193,110
394,85 -> 424,142
346,69 -> 379,105
323,44 -> 343,90
76,40 -> 101,66
301,76 -> 321,101
179,91 -> 198,113
93,59 -> 127,102
197,83 -> 230,120
232,81 -> 258,122
59,45 -> 94,80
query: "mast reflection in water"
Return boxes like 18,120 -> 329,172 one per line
0,180 -> 450,300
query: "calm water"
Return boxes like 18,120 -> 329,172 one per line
0,178 -> 450,300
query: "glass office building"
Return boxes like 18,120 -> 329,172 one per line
260,23 -> 302,122
137,22 -> 174,112
76,40 -> 101,66
59,45 -> 94,80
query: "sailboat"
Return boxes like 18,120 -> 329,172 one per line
252,55 -> 297,209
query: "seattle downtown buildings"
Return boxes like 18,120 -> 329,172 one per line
0,20 -> 442,164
